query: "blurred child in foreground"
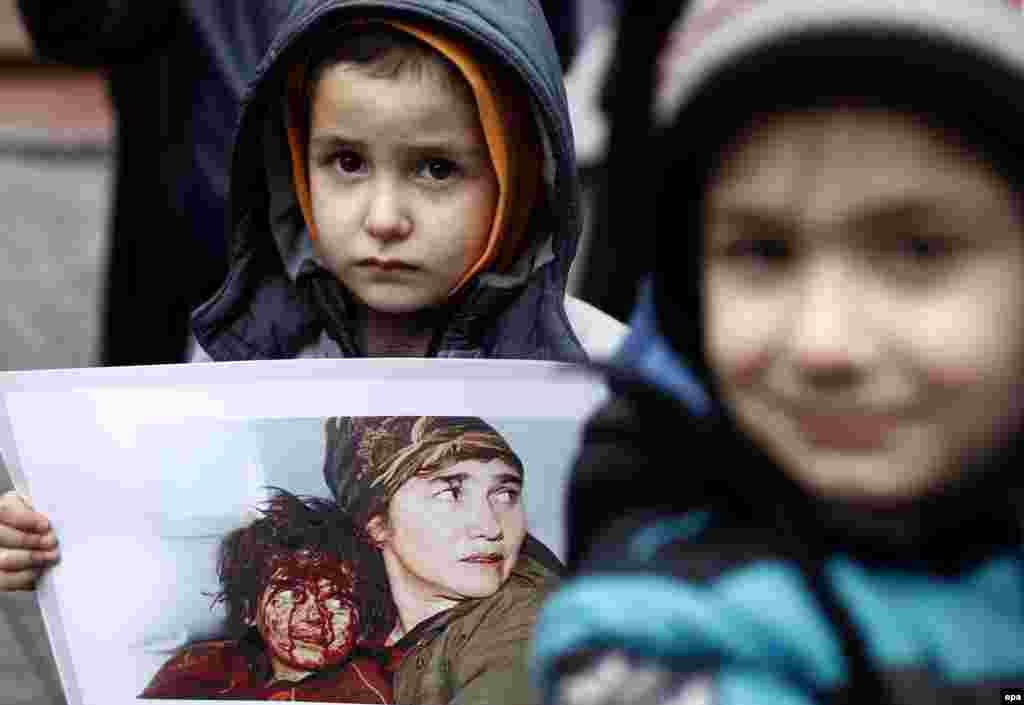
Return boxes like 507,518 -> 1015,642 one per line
533,1 -> 1024,703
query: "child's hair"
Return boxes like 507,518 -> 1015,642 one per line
214,488 -> 396,644
307,23 -> 470,99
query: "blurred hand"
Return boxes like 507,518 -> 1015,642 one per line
0,490 -> 59,591
554,650 -> 711,705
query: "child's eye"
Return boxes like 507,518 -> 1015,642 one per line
272,590 -> 296,606
418,158 -> 460,182
893,235 -> 957,260
708,235 -> 795,281
333,150 -> 365,174
726,237 -> 793,263
875,233 -> 965,281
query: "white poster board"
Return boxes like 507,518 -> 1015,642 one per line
0,358 -> 608,705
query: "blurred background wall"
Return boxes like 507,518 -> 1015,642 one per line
0,0 -> 25,55
1,2 -> 111,703
0,0 -> 110,371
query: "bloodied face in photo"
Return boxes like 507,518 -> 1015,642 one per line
219,491 -> 395,683
140,490 -> 397,700
253,549 -> 361,675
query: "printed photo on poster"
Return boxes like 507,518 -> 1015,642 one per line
0,359 -> 606,705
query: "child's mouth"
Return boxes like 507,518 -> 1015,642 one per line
792,412 -> 896,450
360,258 -> 416,272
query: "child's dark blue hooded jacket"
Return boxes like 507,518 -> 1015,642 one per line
532,2 -> 1024,703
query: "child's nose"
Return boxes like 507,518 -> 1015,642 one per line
296,598 -> 325,624
364,179 -> 412,242
788,257 -> 876,385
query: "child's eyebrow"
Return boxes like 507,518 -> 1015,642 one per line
707,197 -> 973,238
308,133 -> 364,150
400,136 -> 489,156
308,132 -> 488,159
705,206 -> 794,237
268,577 -> 299,589
847,200 -> 965,233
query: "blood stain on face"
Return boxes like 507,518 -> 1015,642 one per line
255,550 -> 361,678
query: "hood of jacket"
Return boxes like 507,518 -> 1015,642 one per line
610,0 -> 1024,562
192,0 -> 585,362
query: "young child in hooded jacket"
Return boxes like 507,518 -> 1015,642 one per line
530,1 -> 1024,703
0,0 -> 626,589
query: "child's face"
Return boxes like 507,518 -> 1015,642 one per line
307,56 -> 499,313
703,108 -> 1024,500
255,551 -> 360,673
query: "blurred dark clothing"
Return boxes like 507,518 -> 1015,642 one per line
539,0 -> 578,69
16,1 -> 289,365
573,0 -> 685,322
564,281 -> 711,570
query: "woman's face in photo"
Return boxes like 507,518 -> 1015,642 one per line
255,552 -> 360,674
374,458 -> 526,605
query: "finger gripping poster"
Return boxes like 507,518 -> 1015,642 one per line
0,359 -> 607,705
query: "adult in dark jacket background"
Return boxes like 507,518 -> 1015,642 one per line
15,1 -> 291,365
540,0 -> 578,70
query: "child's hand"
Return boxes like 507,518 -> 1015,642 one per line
554,650 -> 710,705
0,490 -> 59,591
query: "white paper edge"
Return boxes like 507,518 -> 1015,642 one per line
0,394 -> 86,705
